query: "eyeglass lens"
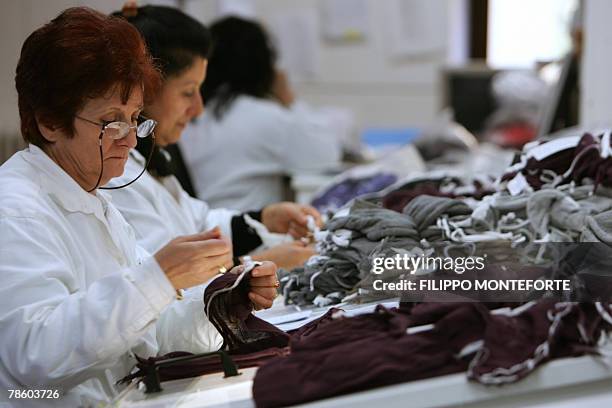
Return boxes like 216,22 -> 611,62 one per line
104,119 -> 156,140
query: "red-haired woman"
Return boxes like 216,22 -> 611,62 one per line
0,7 -> 277,406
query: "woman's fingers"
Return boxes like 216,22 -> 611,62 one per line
300,205 -> 323,226
248,261 -> 278,310
248,291 -> 275,310
187,238 -> 232,258
288,222 -> 309,239
179,226 -> 221,242
251,261 -> 277,277
201,253 -> 233,272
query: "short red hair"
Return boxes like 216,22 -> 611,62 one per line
15,7 -> 161,147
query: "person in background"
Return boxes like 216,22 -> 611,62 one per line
180,16 -> 342,211
107,5 -> 317,270
0,7 -> 278,407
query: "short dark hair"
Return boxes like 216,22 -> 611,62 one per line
15,7 -> 161,148
113,5 -> 211,79
114,5 -> 211,182
202,16 -> 277,119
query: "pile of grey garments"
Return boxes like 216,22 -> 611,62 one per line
280,133 -> 612,306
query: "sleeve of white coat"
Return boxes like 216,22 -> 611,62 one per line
156,280 -> 224,355
279,100 -> 342,172
132,239 -> 223,356
0,215 -> 175,391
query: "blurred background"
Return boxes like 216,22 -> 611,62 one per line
2,0 -> 610,187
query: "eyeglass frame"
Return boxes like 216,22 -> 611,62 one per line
74,114 -> 157,192
75,115 -> 157,140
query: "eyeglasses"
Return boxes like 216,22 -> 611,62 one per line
76,114 -> 157,192
76,115 -> 157,139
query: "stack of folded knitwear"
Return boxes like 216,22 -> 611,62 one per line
280,131 -> 612,306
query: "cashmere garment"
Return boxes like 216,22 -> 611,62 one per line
284,183 -> 612,307
326,207 -> 420,243
439,184 -> 612,247
524,187 -> 612,240
282,197 -> 480,306
501,132 -> 612,192
118,309 -> 344,386
118,264 -> 292,387
382,180 -> 493,213
119,299 -> 612,401
312,173 -> 398,212
252,301 -> 612,407
118,348 -> 289,385
203,265 -> 290,354
552,243 -> 612,302
382,181 -> 453,213
252,303 -> 489,408
571,133 -> 612,189
402,195 -> 472,232
581,210 -> 612,245
500,141 -> 576,190
468,301 -> 611,384
282,201 -> 423,306
527,189 -> 584,238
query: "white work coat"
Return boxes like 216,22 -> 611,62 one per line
106,150 -> 237,253
0,146 -> 222,407
180,96 -> 342,211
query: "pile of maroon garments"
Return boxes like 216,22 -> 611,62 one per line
119,268 -> 612,408
253,301 -> 611,407
501,132 -> 612,191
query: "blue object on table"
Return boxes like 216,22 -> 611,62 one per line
311,173 -> 398,212
361,128 -> 421,148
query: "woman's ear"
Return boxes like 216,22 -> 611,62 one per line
36,116 -> 62,143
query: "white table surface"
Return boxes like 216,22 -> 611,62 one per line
113,355 -> 612,408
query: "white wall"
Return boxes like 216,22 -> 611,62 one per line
0,0 -> 177,136
581,0 -> 612,128
185,0 -> 458,131
0,0 -> 460,137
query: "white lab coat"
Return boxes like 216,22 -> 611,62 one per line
105,150 -> 237,253
180,96 -> 342,211
0,146 -> 222,407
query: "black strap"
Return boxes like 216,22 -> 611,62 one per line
231,210 -> 263,256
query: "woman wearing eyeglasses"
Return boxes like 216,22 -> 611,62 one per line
106,5 -> 319,270
0,7 -> 277,406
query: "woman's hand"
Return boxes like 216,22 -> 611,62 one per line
248,261 -> 279,310
251,241 -> 315,270
261,202 -> 322,239
155,227 -> 233,290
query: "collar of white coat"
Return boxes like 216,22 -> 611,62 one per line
128,148 -> 147,168
22,144 -> 112,219
126,148 -> 183,201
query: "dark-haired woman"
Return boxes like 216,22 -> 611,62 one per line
181,16 -> 342,211
0,8 -> 277,406
108,6 -> 318,270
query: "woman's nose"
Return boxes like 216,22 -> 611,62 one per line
189,92 -> 204,118
120,127 -> 138,149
